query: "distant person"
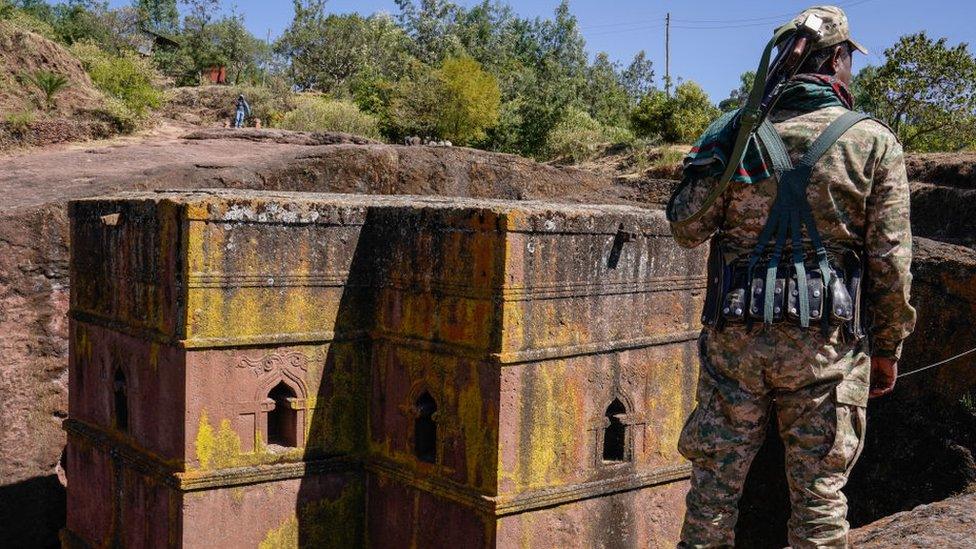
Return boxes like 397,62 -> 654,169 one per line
234,94 -> 251,128
667,5 -> 915,548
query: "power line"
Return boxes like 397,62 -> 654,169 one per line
582,0 -> 876,34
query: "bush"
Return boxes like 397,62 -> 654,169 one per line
3,9 -> 57,39
71,41 -> 163,120
545,107 -> 633,162
631,81 -> 719,144
5,109 -> 35,136
95,96 -> 141,133
278,96 -> 381,138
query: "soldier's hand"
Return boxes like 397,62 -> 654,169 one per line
869,357 -> 898,398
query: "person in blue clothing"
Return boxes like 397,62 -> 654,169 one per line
234,94 -> 251,128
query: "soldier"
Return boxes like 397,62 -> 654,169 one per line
667,6 -> 916,548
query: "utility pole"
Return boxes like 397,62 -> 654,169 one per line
665,12 -> 671,98
263,28 -> 271,88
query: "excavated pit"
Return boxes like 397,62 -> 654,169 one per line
1,130 -> 975,546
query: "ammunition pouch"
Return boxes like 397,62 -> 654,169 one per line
702,246 -> 865,339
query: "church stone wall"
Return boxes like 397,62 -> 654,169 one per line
65,190 -> 705,548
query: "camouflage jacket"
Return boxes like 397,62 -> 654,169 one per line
669,105 -> 917,359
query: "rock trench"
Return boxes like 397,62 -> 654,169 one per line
1,130 -> 975,547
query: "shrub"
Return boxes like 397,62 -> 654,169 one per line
235,83 -> 295,127
5,109 -> 35,136
25,70 -> 69,110
545,107 -> 633,162
95,97 -> 141,134
278,96 -> 381,138
631,81 -> 719,144
71,41 -> 163,120
3,9 -> 57,39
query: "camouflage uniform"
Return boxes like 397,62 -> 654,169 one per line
670,101 -> 916,547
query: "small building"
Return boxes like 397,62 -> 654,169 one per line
201,66 -> 227,85
63,190 -> 706,547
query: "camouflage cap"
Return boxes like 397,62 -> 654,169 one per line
792,5 -> 868,54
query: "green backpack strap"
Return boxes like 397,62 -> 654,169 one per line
746,111 -> 871,327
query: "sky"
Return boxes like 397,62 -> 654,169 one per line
103,0 -> 976,102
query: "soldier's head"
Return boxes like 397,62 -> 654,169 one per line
792,5 -> 868,85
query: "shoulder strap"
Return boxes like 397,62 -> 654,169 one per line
745,110 -> 871,327
757,119 -> 793,175
799,111 -> 871,171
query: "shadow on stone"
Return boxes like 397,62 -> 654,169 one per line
735,390 -> 976,548
0,474 -> 65,549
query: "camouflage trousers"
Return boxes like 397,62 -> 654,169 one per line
678,324 -> 870,548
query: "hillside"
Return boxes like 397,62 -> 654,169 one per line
0,21 -> 125,150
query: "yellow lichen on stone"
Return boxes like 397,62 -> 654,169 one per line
213,419 -> 243,469
195,410 -> 215,469
259,515 -> 298,549
457,362 -> 495,490
258,484 -> 365,549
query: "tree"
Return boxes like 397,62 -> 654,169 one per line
436,55 -> 500,143
386,55 -> 500,144
631,81 -> 719,143
582,52 -> 630,127
856,32 -> 976,151
210,11 -> 268,85
276,2 -> 412,94
621,50 -> 654,101
134,0 -> 178,33
394,0 -> 464,64
719,70 -> 755,112
387,60 -> 444,138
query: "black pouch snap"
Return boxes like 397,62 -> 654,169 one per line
787,270 -> 825,322
748,276 -> 786,322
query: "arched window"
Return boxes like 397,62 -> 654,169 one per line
267,382 -> 298,448
414,392 -> 437,464
603,398 -> 628,462
113,369 -> 128,432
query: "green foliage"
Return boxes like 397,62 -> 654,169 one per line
71,41 -> 162,118
621,50 -> 655,101
96,96 -> 140,132
207,11 -> 269,85
583,52 -> 632,127
0,0 -> 15,19
383,56 -> 500,144
4,6 -> 57,38
4,109 -> 36,135
278,95 -> 381,138
236,83 -> 296,127
631,81 -> 719,144
276,3 -> 412,95
435,55 -> 500,143
134,0 -> 178,33
545,107 -> 632,162
385,60 -> 443,138
719,70 -> 755,112
25,69 -> 69,109
855,32 -> 976,152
